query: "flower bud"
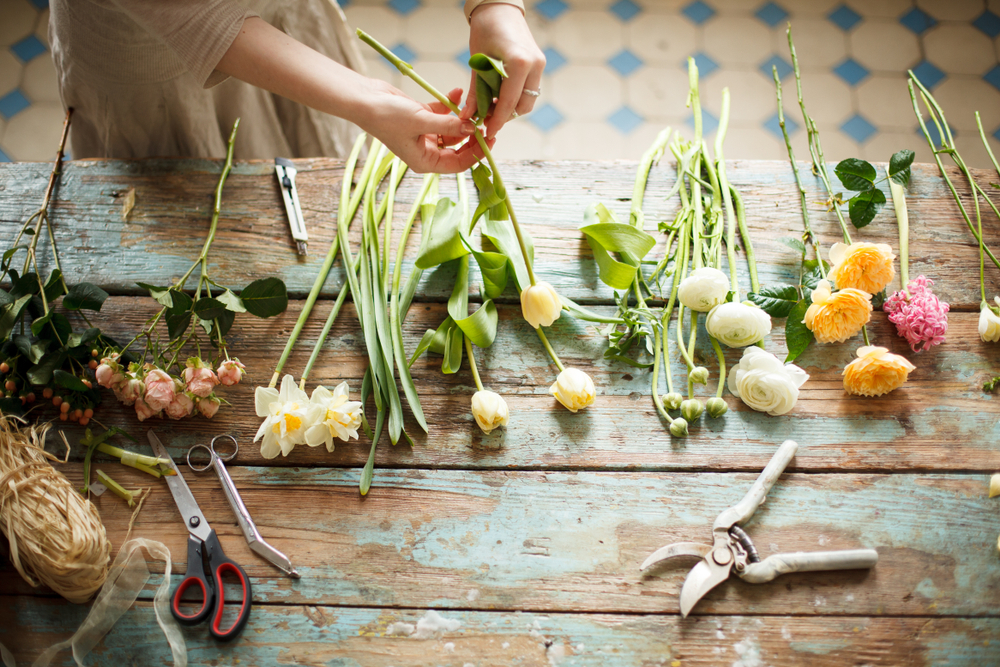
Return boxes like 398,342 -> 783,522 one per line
706,396 -> 728,418
520,281 -> 563,328
681,398 -> 704,421
688,366 -> 709,385
662,392 -> 683,411
549,368 -> 596,413
471,390 -> 509,434
217,358 -> 247,386
669,418 -> 688,437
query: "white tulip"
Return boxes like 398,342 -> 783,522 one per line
677,267 -> 730,312
727,347 -> 809,416
550,368 -> 596,413
471,390 -> 509,433
521,281 -> 563,328
979,297 -> 1000,342
705,301 -> 772,347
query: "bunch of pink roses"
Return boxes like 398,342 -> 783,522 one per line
96,354 -> 245,421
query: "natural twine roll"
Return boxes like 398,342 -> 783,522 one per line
0,416 -> 110,604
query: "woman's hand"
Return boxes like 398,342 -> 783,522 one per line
463,3 -> 546,138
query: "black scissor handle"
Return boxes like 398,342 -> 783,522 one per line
203,530 -> 253,641
171,535 -> 214,626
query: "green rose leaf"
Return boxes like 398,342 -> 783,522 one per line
63,282 -> 109,311
777,237 -> 806,254
835,158 -> 877,191
889,149 -> 915,186
53,369 -> 89,392
166,310 -> 191,341
848,188 -> 886,228
43,270 -> 66,302
748,284 -> 800,318
27,351 -> 64,386
216,289 -> 247,313
240,277 -> 288,318
193,297 -> 228,321
784,298 -> 814,364
136,282 -> 174,308
0,294 -> 33,340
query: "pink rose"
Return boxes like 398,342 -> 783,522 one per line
165,392 -> 195,420
183,366 -> 219,398
135,398 -> 159,421
197,396 -> 221,419
95,364 -> 115,388
217,358 -> 246,386
143,369 -> 175,412
120,376 -> 144,406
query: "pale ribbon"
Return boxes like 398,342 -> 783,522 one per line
1,538 -> 187,667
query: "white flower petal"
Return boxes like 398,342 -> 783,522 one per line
255,387 -> 279,418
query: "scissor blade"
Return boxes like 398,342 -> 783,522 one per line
679,559 -> 732,618
147,430 -> 212,542
640,542 -> 712,571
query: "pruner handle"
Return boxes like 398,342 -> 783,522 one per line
714,440 -> 798,530
738,549 -> 879,584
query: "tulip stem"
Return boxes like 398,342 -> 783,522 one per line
710,336 -> 726,399
535,326 -> 564,372
357,29 -> 536,287
464,336 -> 485,392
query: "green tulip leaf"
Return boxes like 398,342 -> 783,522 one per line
415,198 -> 469,269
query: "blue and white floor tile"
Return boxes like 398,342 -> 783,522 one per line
3,0 -> 1000,169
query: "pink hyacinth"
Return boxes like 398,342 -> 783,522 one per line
883,275 -> 949,352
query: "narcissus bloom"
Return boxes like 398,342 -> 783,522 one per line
842,346 -> 915,397
550,368 -> 595,413
979,298 -> 1000,342
804,280 -> 872,344
828,242 -> 895,294
520,281 -> 563,328
470,390 -> 509,434
305,382 -> 363,451
254,375 -> 310,458
678,267 -> 730,312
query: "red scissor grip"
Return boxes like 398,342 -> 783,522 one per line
211,561 -> 251,640
172,576 -> 208,619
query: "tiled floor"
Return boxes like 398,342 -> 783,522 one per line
3,0 -> 1000,168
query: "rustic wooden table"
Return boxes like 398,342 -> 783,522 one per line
0,157 -> 998,666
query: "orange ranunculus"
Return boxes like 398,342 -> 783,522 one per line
828,242 -> 895,294
804,280 -> 872,344
842,346 -> 915,397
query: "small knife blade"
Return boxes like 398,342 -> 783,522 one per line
275,157 -> 308,255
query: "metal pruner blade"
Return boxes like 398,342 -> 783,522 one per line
679,557 -> 733,618
640,542 -> 711,572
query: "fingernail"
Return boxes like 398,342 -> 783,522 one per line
461,121 -> 476,135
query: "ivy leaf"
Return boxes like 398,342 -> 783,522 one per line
748,284 -> 799,318
848,188 -> 886,228
784,298 -> 814,364
777,237 -> 806,254
835,158 -> 877,191
53,369 -> 89,392
193,297 -> 227,321
136,282 -> 174,308
889,149 -> 915,186
216,289 -> 246,313
63,282 -> 109,311
240,277 -> 288,318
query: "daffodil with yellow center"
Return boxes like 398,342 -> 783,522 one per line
305,382 -> 364,452
254,375 -> 311,459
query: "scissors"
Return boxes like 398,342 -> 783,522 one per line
187,435 -> 299,578
640,440 -> 878,617
147,430 -> 252,640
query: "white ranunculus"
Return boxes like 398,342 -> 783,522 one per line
705,301 -> 772,347
305,381 -> 364,452
677,267 -> 730,312
471,390 -> 509,433
980,297 -> 1000,342
253,375 -> 311,459
727,347 -> 809,416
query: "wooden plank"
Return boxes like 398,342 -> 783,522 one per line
37,297 -> 1000,472
0,160 -> 996,309
2,467 -> 997,616
2,599 -> 998,667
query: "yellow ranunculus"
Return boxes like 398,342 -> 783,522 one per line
804,280 -> 872,344
549,368 -> 595,412
471,390 -> 509,434
520,281 -> 562,328
842,346 -> 915,397
828,242 -> 895,294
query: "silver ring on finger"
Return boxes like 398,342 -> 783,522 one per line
510,111 -> 519,119
521,88 -> 541,98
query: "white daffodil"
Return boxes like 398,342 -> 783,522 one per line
305,382 -> 364,452
254,375 -> 310,459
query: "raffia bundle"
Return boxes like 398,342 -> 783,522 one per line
0,416 -> 110,603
